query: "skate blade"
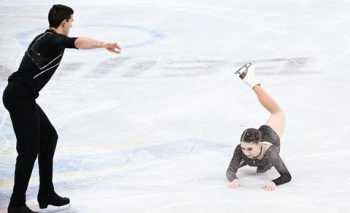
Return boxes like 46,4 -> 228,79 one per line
39,204 -> 71,213
234,62 -> 252,77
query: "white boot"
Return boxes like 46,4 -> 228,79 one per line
234,62 -> 260,88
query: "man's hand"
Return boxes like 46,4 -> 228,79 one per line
227,179 -> 240,189
104,42 -> 121,54
262,181 -> 276,191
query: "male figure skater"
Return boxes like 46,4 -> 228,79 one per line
3,4 -> 121,213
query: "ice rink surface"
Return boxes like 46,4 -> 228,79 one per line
1,0 -> 350,212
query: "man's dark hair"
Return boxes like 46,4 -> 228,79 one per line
48,4 -> 74,28
240,128 -> 261,143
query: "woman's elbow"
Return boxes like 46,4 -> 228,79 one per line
285,173 -> 292,183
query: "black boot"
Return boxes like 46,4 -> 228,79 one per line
8,205 -> 38,213
38,192 -> 70,209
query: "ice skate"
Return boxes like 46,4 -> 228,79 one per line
234,62 -> 260,88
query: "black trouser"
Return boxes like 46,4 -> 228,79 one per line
2,81 -> 58,207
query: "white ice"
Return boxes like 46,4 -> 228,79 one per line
1,0 -> 350,212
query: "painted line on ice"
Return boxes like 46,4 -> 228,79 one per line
0,140 -> 228,189
86,24 -> 165,48
16,24 -> 165,49
2,143 -> 344,189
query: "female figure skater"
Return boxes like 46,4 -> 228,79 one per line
226,63 -> 292,191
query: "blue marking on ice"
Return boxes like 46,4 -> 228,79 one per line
54,139 -> 228,173
0,139 -> 229,180
96,24 -> 166,48
15,24 -> 165,49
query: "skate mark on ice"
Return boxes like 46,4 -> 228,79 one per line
122,60 -> 157,77
86,57 -> 131,78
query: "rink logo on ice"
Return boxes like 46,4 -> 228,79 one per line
76,56 -> 315,78
16,27 -> 316,78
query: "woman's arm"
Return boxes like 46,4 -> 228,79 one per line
226,145 -> 244,182
271,151 -> 292,185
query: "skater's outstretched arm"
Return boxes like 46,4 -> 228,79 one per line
74,37 -> 121,53
48,12 -> 121,54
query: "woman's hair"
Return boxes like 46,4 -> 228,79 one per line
48,4 -> 74,28
240,128 -> 262,143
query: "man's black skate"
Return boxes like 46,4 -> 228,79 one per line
38,192 -> 70,209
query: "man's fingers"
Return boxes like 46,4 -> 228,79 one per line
109,49 -> 120,54
115,43 -> 121,50
108,48 -> 120,54
110,43 -> 121,50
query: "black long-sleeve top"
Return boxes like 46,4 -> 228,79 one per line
8,29 -> 77,98
226,125 -> 292,186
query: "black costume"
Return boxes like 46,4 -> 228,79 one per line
226,125 -> 291,185
3,29 -> 77,207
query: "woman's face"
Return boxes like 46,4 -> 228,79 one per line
240,142 -> 260,158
